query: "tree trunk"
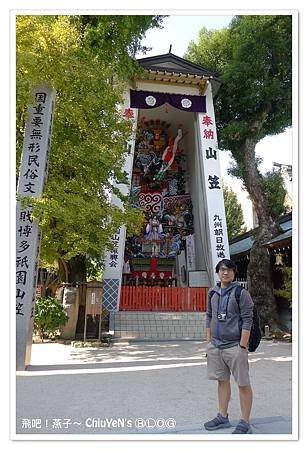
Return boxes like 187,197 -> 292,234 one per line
58,258 -> 69,283
237,108 -> 283,332
58,255 -> 87,283
248,238 -> 281,331
67,255 -> 87,283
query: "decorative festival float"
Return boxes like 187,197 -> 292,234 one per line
102,53 -> 230,314
124,117 -> 193,288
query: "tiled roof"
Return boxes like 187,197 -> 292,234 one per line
229,214 -> 292,256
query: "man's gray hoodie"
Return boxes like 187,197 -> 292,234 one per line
205,281 -> 254,349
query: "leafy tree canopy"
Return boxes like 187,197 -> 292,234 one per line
261,169 -> 289,220
223,184 -> 247,240
185,15 -> 292,175
16,15 -> 163,270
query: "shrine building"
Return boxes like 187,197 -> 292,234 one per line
101,53 -> 230,338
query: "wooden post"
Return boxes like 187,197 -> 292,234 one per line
84,285 -> 103,342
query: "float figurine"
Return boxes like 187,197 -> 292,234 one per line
154,128 -> 184,180
145,215 -> 164,241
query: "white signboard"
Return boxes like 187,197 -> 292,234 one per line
103,226 -> 126,278
16,84 -> 55,370
102,90 -> 138,310
188,271 -> 210,287
197,82 -> 230,283
186,234 -> 196,271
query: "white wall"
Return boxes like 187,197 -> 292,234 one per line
185,115 -> 207,271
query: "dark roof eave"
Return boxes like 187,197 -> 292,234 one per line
136,52 -> 221,83
230,250 -> 251,259
264,229 -> 292,247
149,69 -> 221,84
264,237 -> 292,249
229,212 -> 293,246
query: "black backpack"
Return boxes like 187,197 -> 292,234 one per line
208,285 -> 262,352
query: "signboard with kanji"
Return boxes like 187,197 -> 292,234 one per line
197,82 -> 230,282
102,90 -> 138,311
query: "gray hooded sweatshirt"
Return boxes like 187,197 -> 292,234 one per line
205,281 -> 254,349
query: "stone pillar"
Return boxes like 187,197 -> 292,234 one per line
60,286 -> 79,339
16,85 -> 56,370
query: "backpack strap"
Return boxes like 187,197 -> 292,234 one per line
234,285 -> 245,311
207,289 -> 217,310
209,286 -> 244,303
208,289 -> 216,301
209,285 -> 245,309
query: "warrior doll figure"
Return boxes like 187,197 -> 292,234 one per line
154,128 -> 183,180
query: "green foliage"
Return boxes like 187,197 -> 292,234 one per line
223,184 -> 247,240
221,16 -> 291,153
76,15 -> 165,79
274,267 -> 292,307
185,15 -> 292,167
85,257 -> 104,282
34,296 -> 68,340
262,170 -> 288,220
185,27 -> 231,75
16,15 -> 161,274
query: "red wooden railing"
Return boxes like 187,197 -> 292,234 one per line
119,286 -> 207,312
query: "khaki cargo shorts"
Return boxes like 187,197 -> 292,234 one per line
206,342 -> 250,386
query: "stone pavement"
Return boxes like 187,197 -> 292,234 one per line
15,339 -> 293,437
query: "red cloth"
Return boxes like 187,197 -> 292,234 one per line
150,258 -> 158,271
163,138 -> 175,162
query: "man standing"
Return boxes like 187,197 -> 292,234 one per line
204,259 -> 254,434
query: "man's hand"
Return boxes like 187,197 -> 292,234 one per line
240,329 -> 251,348
205,328 -> 211,342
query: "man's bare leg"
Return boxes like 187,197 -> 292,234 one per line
238,384 -> 253,422
218,380 -> 231,417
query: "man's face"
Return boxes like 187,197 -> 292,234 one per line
218,265 -> 235,285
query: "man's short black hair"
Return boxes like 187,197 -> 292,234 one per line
215,258 -> 237,274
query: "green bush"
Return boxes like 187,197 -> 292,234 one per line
34,296 -> 68,341
274,267 -> 292,308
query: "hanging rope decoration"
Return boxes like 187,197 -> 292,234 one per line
275,252 -> 284,265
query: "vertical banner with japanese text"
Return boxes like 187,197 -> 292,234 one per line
186,234 -> 196,272
197,82 -> 230,284
16,85 -> 56,370
102,89 -> 138,312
